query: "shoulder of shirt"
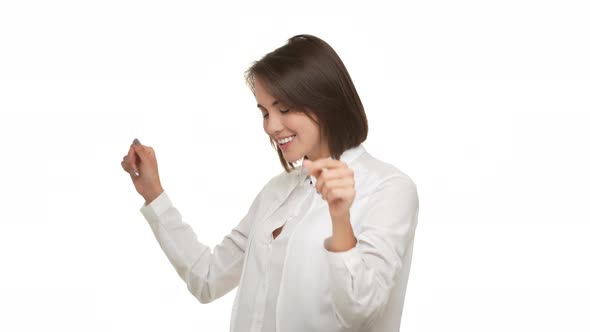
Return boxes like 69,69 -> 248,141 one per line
256,148 -> 418,197
354,150 -> 418,196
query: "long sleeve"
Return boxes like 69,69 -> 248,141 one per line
323,175 -> 419,330
140,188 -> 266,304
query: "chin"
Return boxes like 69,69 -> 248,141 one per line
283,152 -> 303,164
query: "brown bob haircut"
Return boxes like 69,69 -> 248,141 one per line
245,34 -> 368,172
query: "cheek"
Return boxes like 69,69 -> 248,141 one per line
284,115 -> 305,133
303,121 -> 320,139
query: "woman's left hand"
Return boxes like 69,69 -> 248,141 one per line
303,158 -> 356,220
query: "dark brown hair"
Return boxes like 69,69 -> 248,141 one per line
245,34 -> 368,172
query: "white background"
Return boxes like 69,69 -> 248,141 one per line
1,1 -> 589,331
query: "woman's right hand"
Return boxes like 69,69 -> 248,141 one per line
121,138 -> 164,205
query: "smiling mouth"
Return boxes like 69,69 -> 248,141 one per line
277,135 -> 296,145
277,135 -> 296,150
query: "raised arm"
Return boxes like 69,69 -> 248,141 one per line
140,188 -> 266,303
121,139 -> 268,303
324,175 -> 419,329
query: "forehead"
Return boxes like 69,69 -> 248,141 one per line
254,79 -> 272,100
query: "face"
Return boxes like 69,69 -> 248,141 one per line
254,78 -> 330,162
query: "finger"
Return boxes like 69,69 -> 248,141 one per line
318,167 -> 353,182
326,186 -> 355,202
125,146 -> 137,171
315,168 -> 354,192
304,158 -> 346,177
132,144 -> 154,160
325,177 -> 355,191
320,178 -> 353,200
121,159 -> 137,178
126,146 -> 140,177
121,154 -> 138,177
121,155 -> 129,170
326,188 -> 355,205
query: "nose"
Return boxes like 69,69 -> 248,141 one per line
265,112 -> 284,135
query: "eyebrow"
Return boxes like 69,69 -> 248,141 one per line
256,100 -> 280,110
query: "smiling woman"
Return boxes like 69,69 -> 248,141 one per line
122,34 -> 419,332
245,34 -> 368,171
253,77 -> 331,164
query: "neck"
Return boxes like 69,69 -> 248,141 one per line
305,144 -> 331,161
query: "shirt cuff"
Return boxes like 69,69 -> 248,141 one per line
139,191 -> 171,225
323,237 -> 362,275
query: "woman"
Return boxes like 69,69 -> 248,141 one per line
121,34 -> 419,332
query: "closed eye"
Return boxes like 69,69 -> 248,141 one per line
261,109 -> 290,119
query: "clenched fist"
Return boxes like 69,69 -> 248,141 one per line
303,157 -> 356,220
121,138 -> 164,205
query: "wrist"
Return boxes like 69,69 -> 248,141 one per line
330,210 -> 350,225
143,187 -> 164,205
329,212 -> 356,252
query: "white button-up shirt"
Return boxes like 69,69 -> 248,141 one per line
140,144 -> 419,332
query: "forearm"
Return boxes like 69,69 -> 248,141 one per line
140,191 -> 246,303
328,211 -> 357,252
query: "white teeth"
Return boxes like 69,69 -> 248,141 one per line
278,135 -> 295,144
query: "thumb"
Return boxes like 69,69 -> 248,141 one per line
127,148 -> 140,177
127,138 -> 143,176
302,159 -> 310,169
131,143 -> 152,161
303,159 -> 322,177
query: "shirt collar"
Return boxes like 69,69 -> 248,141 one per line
298,144 -> 366,186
